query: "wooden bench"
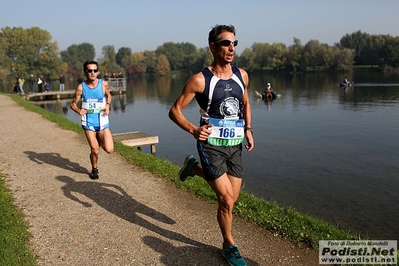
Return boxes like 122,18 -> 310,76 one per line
112,131 -> 159,155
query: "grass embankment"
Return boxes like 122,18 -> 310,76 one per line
0,175 -> 36,266
2,94 -> 372,264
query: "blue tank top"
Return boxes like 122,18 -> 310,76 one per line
196,65 -> 245,125
81,79 -> 110,131
195,66 -> 246,146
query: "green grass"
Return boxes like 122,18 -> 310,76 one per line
0,174 -> 37,266
3,93 -> 396,261
115,142 -> 355,249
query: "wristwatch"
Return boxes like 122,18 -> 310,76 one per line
244,127 -> 253,134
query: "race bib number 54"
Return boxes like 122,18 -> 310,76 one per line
208,118 -> 245,146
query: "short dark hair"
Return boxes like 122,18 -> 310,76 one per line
83,60 -> 98,72
208,24 -> 236,44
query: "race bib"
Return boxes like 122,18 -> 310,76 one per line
208,118 -> 245,146
82,98 -> 105,114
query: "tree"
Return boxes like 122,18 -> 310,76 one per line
339,30 -> 370,65
156,42 -> 200,72
269,42 -> 287,71
286,38 -> 305,72
379,35 -> 399,71
303,40 -> 323,71
97,45 -> 122,75
60,42 -> 95,77
0,26 -> 64,81
251,42 -> 272,71
143,50 -> 158,75
238,48 -> 256,72
155,54 -> 170,76
116,47 -> 132,69
364,34 -> 385,67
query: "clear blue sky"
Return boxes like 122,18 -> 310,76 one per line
2,0 -> 398,58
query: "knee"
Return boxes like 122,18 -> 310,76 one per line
218,194 -> 235,212
104,142 -> 114,154
91,147 -> 100,156
105,147 -> 114,154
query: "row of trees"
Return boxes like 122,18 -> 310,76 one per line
1,27 -> 399,83
339,30 -> 399,71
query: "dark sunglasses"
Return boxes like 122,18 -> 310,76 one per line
214,39 -> 238,47
86,69 -> 98,73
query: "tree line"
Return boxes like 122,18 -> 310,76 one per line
1,26 -> 398,83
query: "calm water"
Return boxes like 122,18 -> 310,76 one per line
4,71 -> 399,240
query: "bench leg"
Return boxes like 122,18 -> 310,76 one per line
151,144 -> 156,155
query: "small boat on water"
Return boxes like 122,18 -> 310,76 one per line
340,82 -> 354,87
255,90 -> 277,100
265,91 -> 277,100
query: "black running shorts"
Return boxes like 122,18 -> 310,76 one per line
197,141 -> 243,181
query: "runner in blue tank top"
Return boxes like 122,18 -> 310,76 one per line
70,60 -> 114,179
169,25 -> 253,266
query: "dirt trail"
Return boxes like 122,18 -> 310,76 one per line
0,94 -> 319,265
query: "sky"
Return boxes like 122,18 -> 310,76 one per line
1,0 -> 399,59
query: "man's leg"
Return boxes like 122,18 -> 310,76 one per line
85,130 -> 100,178
97,128 -> 114,154
208,173 -> 242,247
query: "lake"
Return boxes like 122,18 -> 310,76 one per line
3,70 -> 399,240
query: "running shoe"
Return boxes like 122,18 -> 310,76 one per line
178,155 -> 198,182
89,167 -> 99,180
221,244 -> 247,266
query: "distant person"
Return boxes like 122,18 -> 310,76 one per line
70,60 -> 114,180
255,82 -> 274,100
343,77 -> 350,84
110,72 -> 117,87
43,80 -> 52,92
117,71 -> 123,87
29,74 -> 35,93
37,76 -> 43,92
103,72 -> 109,81
169,24 -> 253,266
12,82 -> 19,93
59,75 -> 65,91
17,76 -> 25,95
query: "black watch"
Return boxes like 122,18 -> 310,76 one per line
244,127 -> 253,134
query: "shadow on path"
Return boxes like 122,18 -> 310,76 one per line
56,176 -> 207,248
24,151 -> 88,174
143,236 -> 259,266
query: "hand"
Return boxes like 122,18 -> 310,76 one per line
102,104 -> 110,115
245,131 -> 254,152
78,109 -> 87,115
193,124 -> 213,141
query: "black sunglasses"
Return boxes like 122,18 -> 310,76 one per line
214,39 -> 238,47
86,69 -> 98,73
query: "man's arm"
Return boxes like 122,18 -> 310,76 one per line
70,84 -> 84,115
240,68 -> 254,152
102,80 -> 111,115
169,72 -> 212,141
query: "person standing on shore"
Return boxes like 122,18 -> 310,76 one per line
70,60 -> 114,179
59,75 -> 65,91
37,76 -> 43,92
29,74 -> 35,93
17,76 -> 25,94
169,24 -> 253,266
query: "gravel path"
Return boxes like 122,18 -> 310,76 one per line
0,94 -> 319,265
